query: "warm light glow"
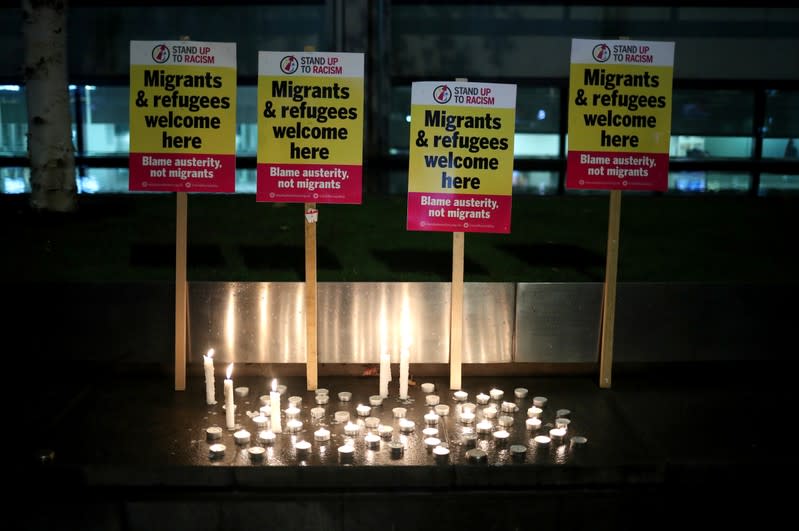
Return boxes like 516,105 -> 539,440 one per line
226,363 -> 233,380
206,348 -> 215,359
272,378 -> 277,393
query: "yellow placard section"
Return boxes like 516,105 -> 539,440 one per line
257,76 -> 363,165
567,64 -> 673,153
130,65 -> 237,154
408,105 -> 515,195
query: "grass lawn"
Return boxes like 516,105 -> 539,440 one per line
4,192 -> 798,284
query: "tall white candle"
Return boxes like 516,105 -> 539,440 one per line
203,348 -> 217,405
270,378 -> 282,433
379,352 -> 391,398
224,363 -> 235,430
399,347 -> 410,400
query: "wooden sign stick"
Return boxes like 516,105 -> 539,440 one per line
174,35 -> 191,391
598,189 -> 621,388
449,77 -> 468,391
304,45 -> 318,390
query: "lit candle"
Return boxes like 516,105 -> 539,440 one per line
379,351 -> 391,398
203,349 -> 217,405
224,363 -> 235,430
399,347 -> 410,400
270,378 -> 282,433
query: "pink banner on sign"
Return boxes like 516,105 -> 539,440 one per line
129,153 -> 236,192
256,163 -> 362,204
407,192 -> 511,233
566,151 -> 669,191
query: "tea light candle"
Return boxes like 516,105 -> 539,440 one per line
476,392 -> 489,405
556,408 -> 571,418
235,386 -> 249,398
206,426 -> 223,441
549,427 -> 566,441
203,349 -> 217,405
424,437 -> 441,450
378,425 -> 393,439
500,401 -> 516,413
421,382 -> 435,393
379,352 -> 391,398
389,441 -> 404,459
422,427 -> 439,438
295,440 -> 311,457
259,395 -> 270,406
527,406 -> 543,418
314,428 -> 331,441
555,418 -> 571,430
453,390 -> 468,402
510,444 -> 527,461
466,448 -> 487,464
462,433 -> 477,449
315,388 -> 329,396
462,402 -> 476,413
338,391 -> 352,402
285,406 -> 301,419
425,394 -> 440,406
334,411 -> 350,423
356,404 -> 371,417
248,446 -> 265,461
252,415 -> 269,429
288,396 -> 302,407
224,364 -> 235,430
533,396 -> 548,408
338,444 -> 355,462
392,407 -> 407,418
433,445 -> 450,462
315,394 -> 329,405
365,433 -> 381,449
270,379 -> 282,433
369,395 -> 383,406
424,411 -> 440,425
534,435 -> 551,446
434,404 -> 450,416
258,430 -> 276,445
208,443 -> 226,459
482,406 -> 497,419
399,419 -> 415,433
525,417 -> 542,431
260,405 -> 271,416
460,410 -> 476,424
493,429 -> 510,445
277,384 -> 287,395
498,415 -> 514,428
399,347 -> 410,400
234,429 -> 251,445
514,387 -> 528,399
286,419 -> 303,433
344,422 -> 360,436
489,388 -> 504,401
365,416 -> 381,429
570,435 -> 588,446
476,420 -> 493,434
310,407 -> 325,419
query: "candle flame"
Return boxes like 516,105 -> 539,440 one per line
206,348 -> 215,359
226,363 -> 233,379
272,378 -> 277,393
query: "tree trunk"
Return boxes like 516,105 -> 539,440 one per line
22,0 -> 76,213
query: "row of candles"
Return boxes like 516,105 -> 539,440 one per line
204,346 -> 412,431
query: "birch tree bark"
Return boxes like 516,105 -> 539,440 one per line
22,0 -> 76,212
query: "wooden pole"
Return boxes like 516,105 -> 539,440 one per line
303,45 -> 318,390
174,35 -> 191,391
449,77 -> 468,391
175,191 -> 188,390
598,189 -> 621,388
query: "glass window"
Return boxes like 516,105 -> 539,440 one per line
668,171 -> 751,194
0,167 -> 29,194
512,170 -> 559,195
514,87 -> 561,158
0,85 -> 27,156
670,89 -> 753,159
763,89 -> 799,159
388,85 -> 411,155
759,173 -> 799,195
237,86 -> 257,156
83,85 -> 128,155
